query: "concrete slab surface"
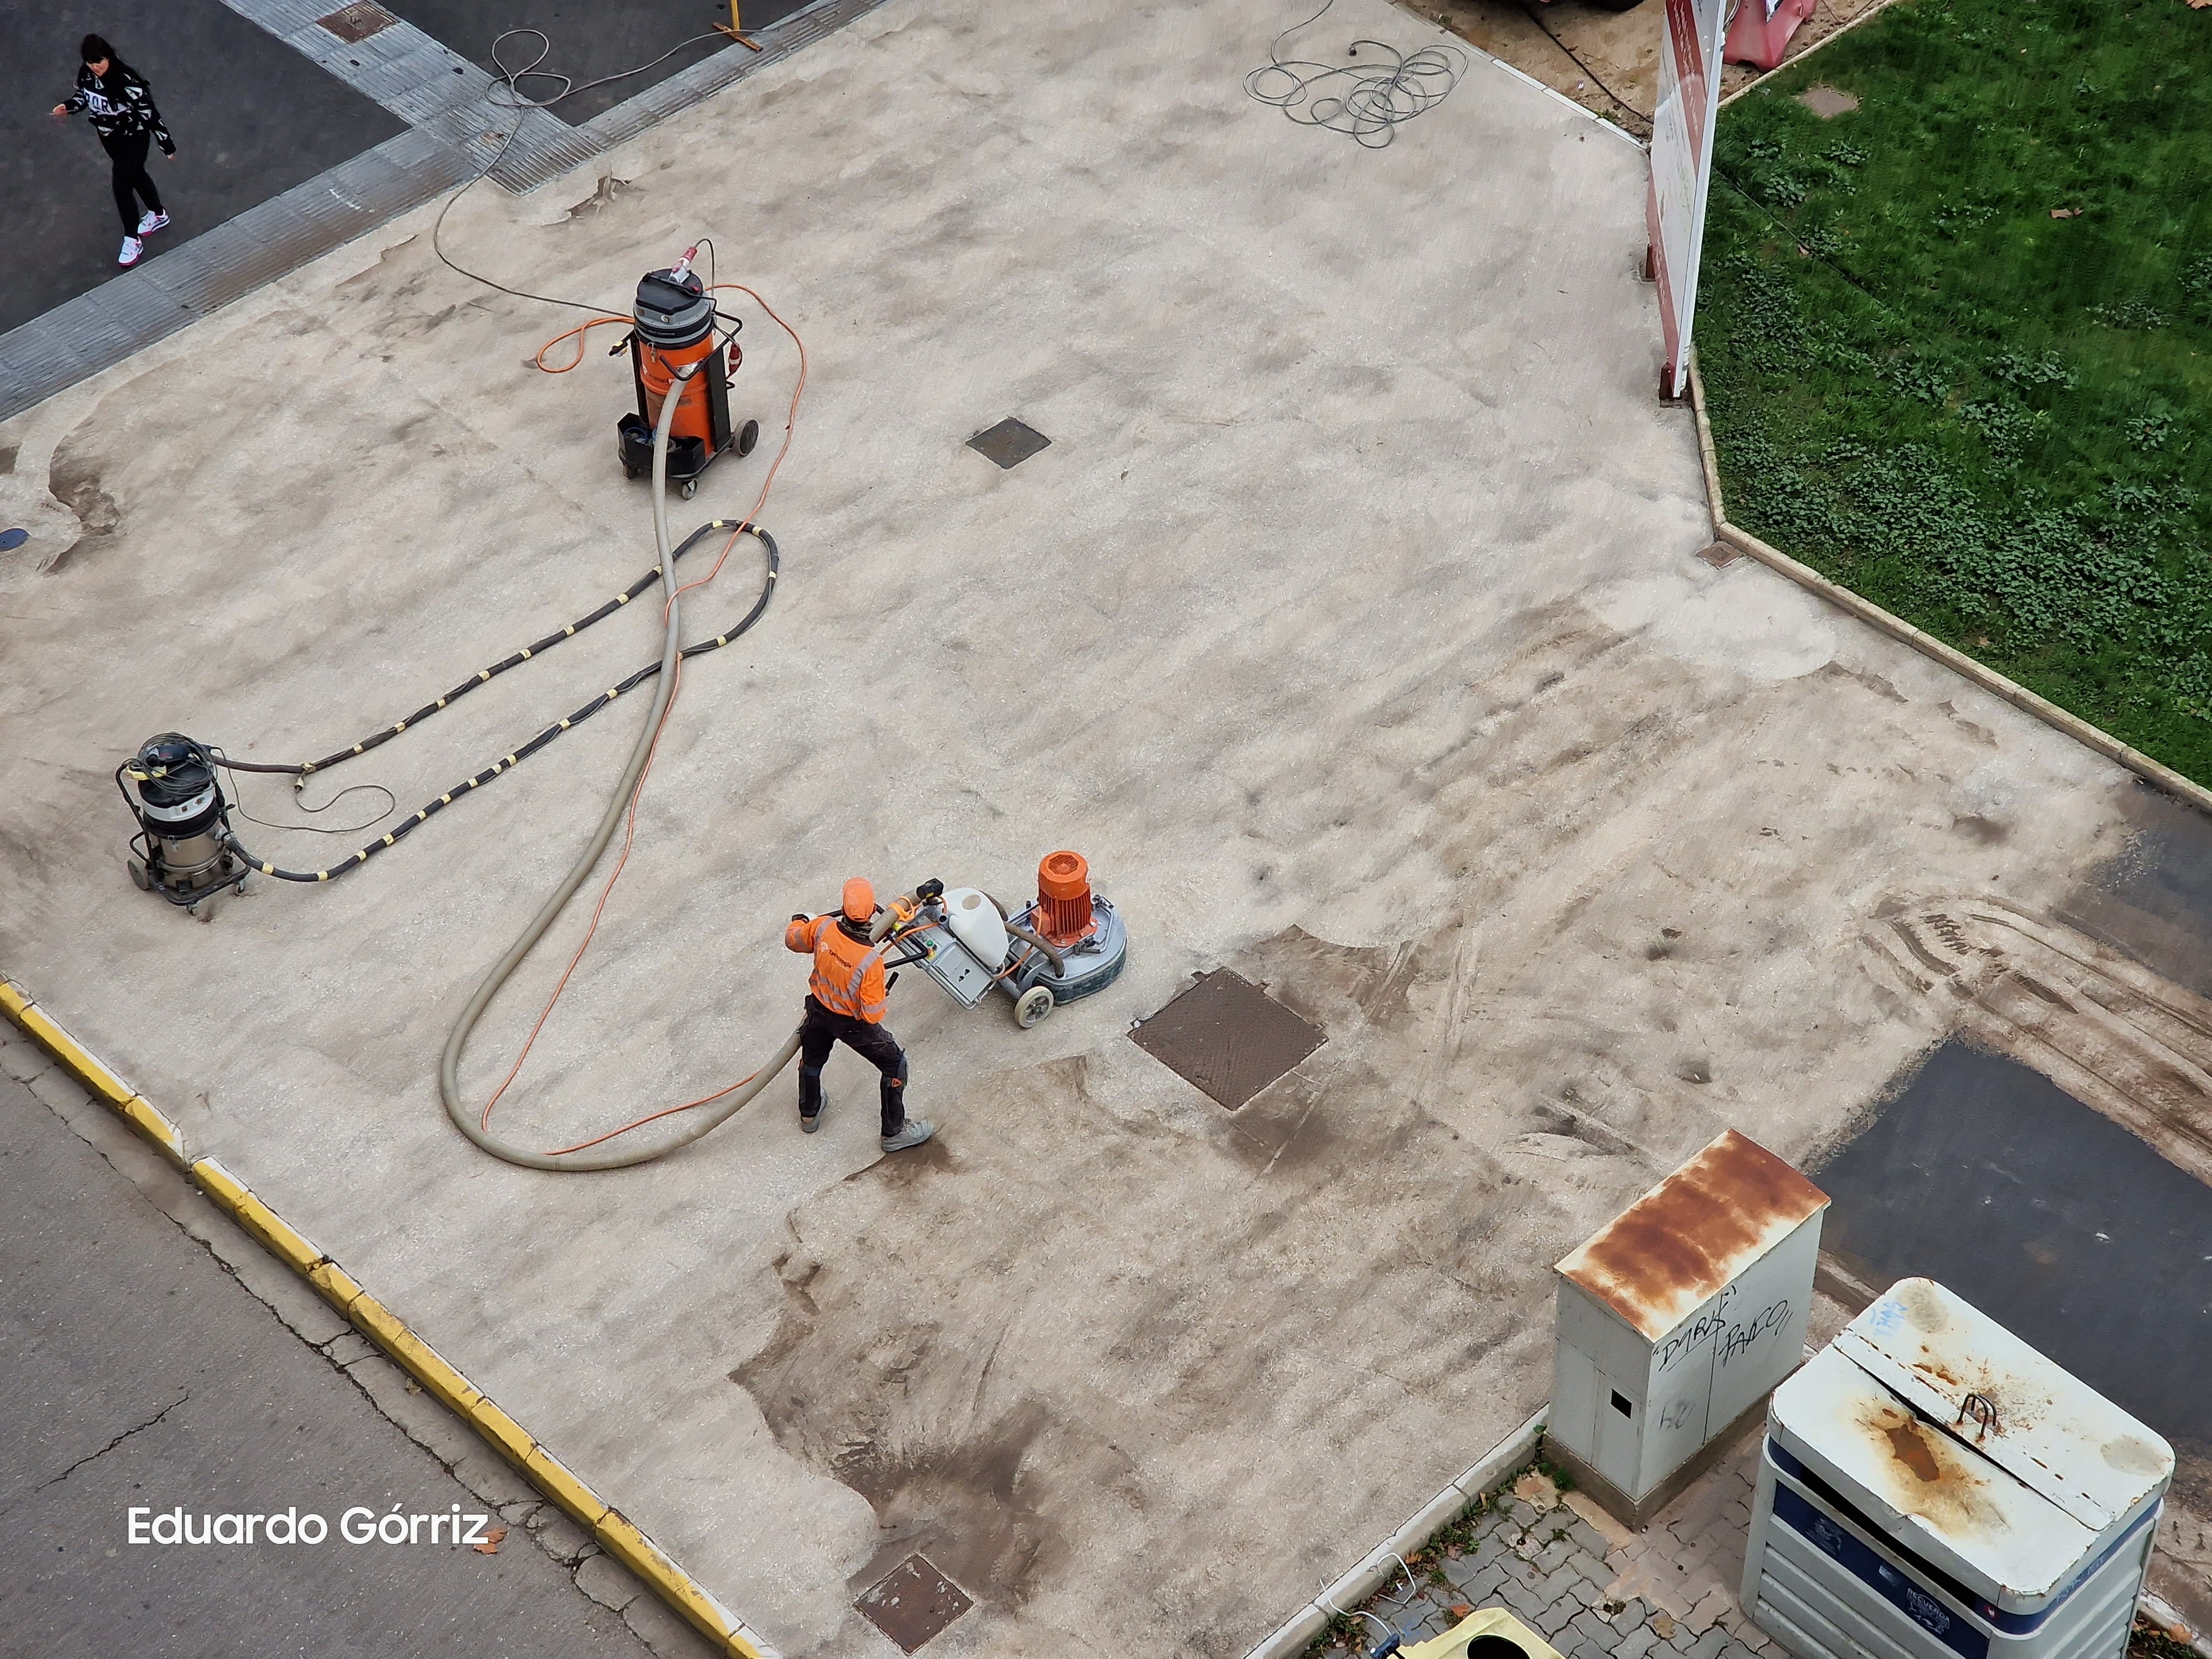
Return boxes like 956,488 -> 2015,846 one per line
0,0 -> 2192,1653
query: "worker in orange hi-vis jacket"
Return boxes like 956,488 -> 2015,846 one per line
785,877 -> 935,1152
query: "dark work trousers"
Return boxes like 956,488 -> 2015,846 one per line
797,995 -> 907,1135
101,130 -> 162,234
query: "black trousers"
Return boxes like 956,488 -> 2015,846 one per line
101,131 -> 162,234
797,996 -> 907,1135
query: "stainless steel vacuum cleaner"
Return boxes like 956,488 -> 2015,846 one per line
117,733 -> 249,915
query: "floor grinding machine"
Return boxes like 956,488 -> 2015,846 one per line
879,852 -> 1128,1026
616,247 -> 759,499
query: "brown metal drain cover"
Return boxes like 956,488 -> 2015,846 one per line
1131,969 -> 1325,1110
317,1 -> 397,43
855,1553 -> 973,1652
966,416 -> 1051,469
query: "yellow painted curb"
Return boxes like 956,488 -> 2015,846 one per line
1684,357 -> 2212,822
599,1509 -> 765,1658
193,1157 -> 330,1276
1,975 -> 189,1168
2,975 -> 778,1659
343,1290 -> 486,1417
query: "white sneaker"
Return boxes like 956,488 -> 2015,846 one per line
118,235 -> 143,267
137,211 -> 169,234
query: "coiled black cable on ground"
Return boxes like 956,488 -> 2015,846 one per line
226,522 -> 778,883
1244,0 -> 1469,148
221,525 -> 723,787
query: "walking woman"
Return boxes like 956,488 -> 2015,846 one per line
50,34 -> 176,268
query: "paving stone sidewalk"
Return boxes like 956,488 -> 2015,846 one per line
1317,1436 -> 1779,1659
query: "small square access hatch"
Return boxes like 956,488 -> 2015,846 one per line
855,1553 -> 973,1653
1131,969 -> 1326,1110
966,416 -> 1051,469
317,1 -> 397,43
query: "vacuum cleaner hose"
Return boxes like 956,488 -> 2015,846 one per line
436,363 -> 797,1170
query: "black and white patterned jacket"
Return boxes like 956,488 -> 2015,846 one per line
62,61 -> 174,154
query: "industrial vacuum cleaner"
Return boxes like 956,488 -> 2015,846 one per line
615,247 -> 759,499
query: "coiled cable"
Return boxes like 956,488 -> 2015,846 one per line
1244,0 -> 1468,148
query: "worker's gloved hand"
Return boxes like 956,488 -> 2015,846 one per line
916,878 -> 945,903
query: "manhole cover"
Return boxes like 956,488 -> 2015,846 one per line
1694,540 -> 1738,568
854,1553 -> 973,1652
1797,83 -> 1860,118
966,416 -> 1051,469
1131,969 -> 1325,1110
317,1 -> 397,43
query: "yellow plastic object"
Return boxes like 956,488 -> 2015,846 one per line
1403,1606 -> 1565,1659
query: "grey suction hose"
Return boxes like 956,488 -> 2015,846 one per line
437,364 -> 799,1170
985,892 -> 1067,976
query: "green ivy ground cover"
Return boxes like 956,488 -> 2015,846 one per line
1696,0 -> 2212,781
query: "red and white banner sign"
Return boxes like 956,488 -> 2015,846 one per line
1647,0 -> 1730,398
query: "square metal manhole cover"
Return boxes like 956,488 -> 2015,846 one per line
855,1554 -> 973,1653
966,416 -> 1051,469
317,1 -> 397,43
1131,969 -> 1326,1110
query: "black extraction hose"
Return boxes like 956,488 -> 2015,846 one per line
223,523 -> 778,883
429,366 -> 801,1170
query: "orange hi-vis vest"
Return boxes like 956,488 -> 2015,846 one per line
785,913 -> 892,1022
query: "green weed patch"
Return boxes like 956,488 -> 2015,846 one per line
1697,0 -> 2212,780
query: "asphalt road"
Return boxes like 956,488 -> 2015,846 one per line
0,1070 -> 684,1658
0,0 -> 403,335
383,0 -> 816,124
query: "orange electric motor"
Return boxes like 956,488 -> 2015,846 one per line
1035,850 -> 1097,946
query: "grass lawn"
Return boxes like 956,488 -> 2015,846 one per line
1695,0 -> 2212,782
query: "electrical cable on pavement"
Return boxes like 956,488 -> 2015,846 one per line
430,26 -> 723,315
1244,0 -> 1469,147
222,522 -> 779,884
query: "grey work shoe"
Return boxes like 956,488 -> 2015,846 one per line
800,1112 -> 821,1134
879,1118 -> 935,1153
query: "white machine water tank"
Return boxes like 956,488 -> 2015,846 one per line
1744,1277 -> 2173,1659
1548,1129 -> 1830,1526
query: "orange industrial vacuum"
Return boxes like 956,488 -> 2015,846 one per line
617,251 -> 759,498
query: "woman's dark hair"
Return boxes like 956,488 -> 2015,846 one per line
81,34 -> 117,65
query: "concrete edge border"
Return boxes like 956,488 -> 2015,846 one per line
0,973 -> 780,1659
1684,352 -> 2212,821
1465,48 -> 1646,150
1717,0 -> 1906,111
1241,1405 -> 1550,1659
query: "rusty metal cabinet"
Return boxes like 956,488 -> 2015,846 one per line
1548,1129 -> 1829,1526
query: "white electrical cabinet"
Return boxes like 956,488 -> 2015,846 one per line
1745,1279 -> 2172,1659
1550,1129 -> 1829,1524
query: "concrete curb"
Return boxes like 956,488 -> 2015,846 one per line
1684,353 -> 2212,821
1241,1405 -> 1548,1659
0,973 -> 778,1659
